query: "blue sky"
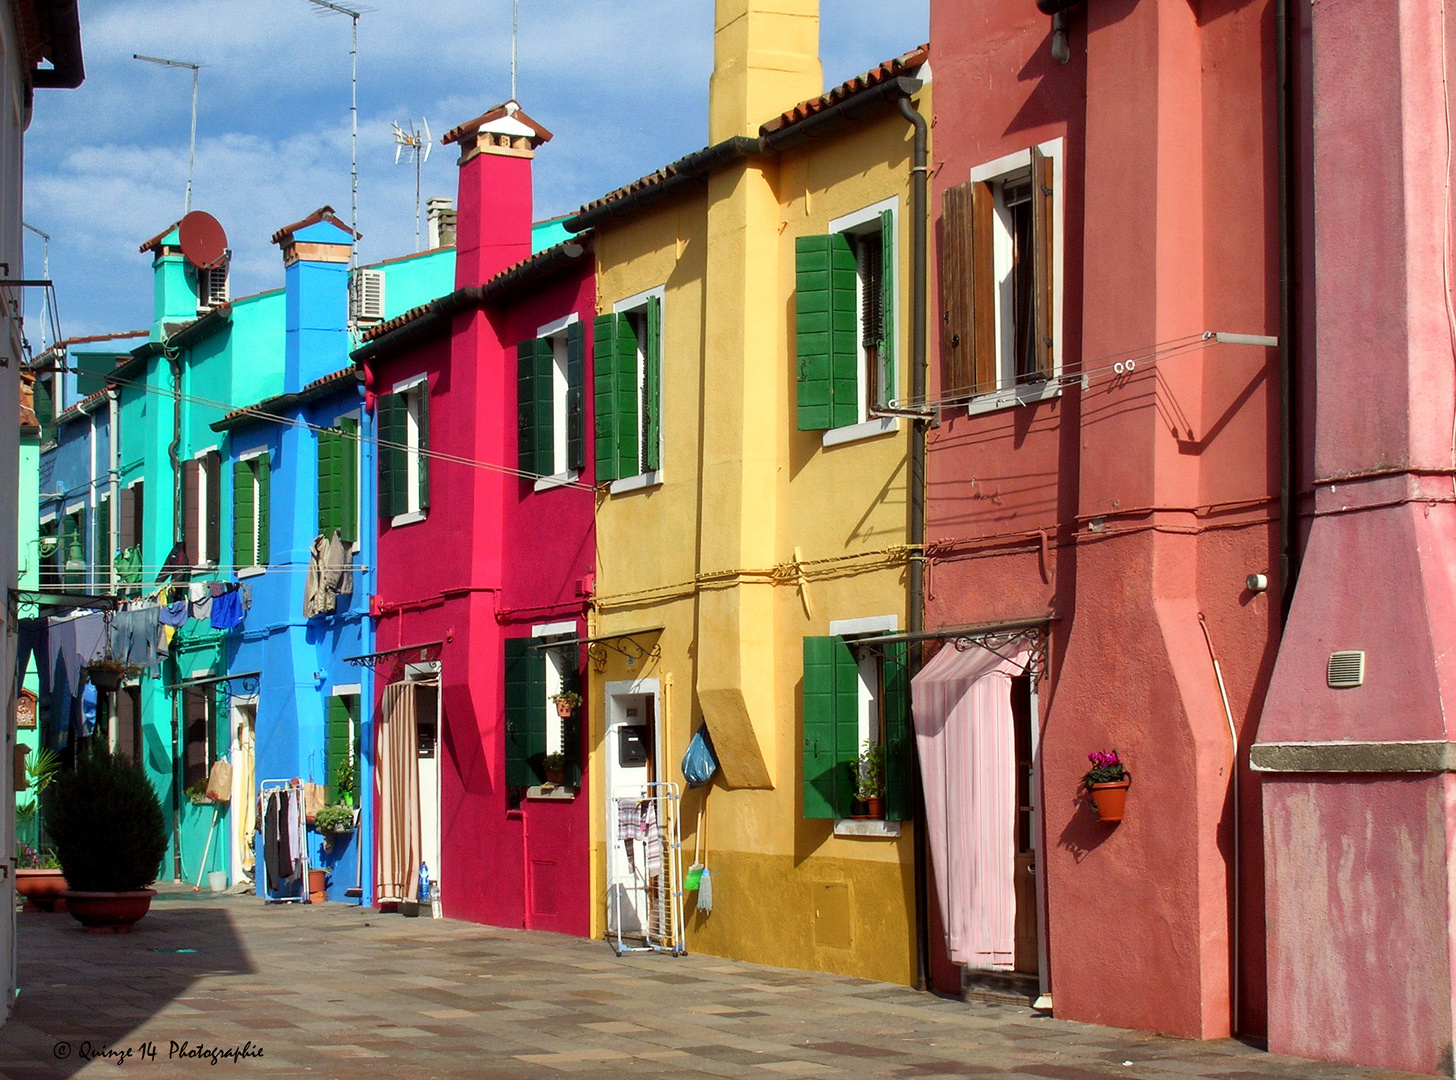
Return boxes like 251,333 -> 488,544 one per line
22,0 -> 928,341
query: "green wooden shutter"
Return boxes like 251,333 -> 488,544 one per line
566,321 -> 585,473
880,209 -> 895,405
517,338 -> 545,476
614,314 -> 640,479
95,495 -> 111,587
415,386 -> 431,510
803,635 -> 859,819
377,393 -> 406,519
562,652 -> 583,787
35,376 -> 54,443
340,418 -> 358,545
255,457 -> 271,565
233,459 -> 255,568
326,695 -> 354,803
593,314 -> 620,482
796,234 -> 857,430
644,296 -> 661,472
504,637 -> 548,787
882,642 -> 913,821
318,428 -> 342,537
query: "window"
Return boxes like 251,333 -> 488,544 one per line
95,493 -> 111,590
594,291 -> 661,484
941,142 -> 1059,403
518,319 -> 585,483
38,517 -> 59,591
795,202 -> 896,432
378,378 -> 429,522
113,684 -> 143,765
326,693 -> 361,803
318,419 -> 358,543
185,449 -> 221,566
183,685 -> 217,791
61,506 -> 86,590
233,453 -> 271,570
801,635 -> 911,821
118,481 -> 144,590
503,637 -> 582,791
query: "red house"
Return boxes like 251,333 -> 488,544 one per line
352,101 -> 597,934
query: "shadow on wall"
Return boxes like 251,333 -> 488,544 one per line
0,899 -> 254,1078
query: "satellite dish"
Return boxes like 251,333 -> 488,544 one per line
178,210 -> 228,270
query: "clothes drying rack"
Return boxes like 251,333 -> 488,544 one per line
607,782 -> 685,956
259,779 -> 311,904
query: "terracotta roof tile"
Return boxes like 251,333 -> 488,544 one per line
761,45 -> 929,134
442,100 -> 553,147
271,205 -> 359,246
139,219 -> 183,254
214,366 -> 359,428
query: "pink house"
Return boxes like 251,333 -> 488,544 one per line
352,101 -> 596,934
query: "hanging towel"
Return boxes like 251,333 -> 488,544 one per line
641,798 -> 662,881
208,581 -> 225,598
115,546 -> 142,594
211,587 -> 244,631
45,613 -> 106,749
158,598 -> 188,628
304,535 -> 331,618
15,618 -> 48,700
189,581 -> 213,623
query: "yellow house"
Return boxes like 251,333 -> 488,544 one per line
568,0 -> 930,986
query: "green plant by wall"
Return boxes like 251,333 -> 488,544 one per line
48,749 -> 167,892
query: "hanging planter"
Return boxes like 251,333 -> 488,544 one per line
1083,750 -> 1131,823
551,691 -> 582,718
85,657 -> 141,692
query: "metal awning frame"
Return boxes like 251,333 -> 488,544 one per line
8,588 -> 124,617
165,670 -> 262,695
850,614 -> 1058,683
343,641 -> 444,671
534,626 -> 665,673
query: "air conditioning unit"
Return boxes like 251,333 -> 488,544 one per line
351,268 -> 385,324
197,260 -> 229,312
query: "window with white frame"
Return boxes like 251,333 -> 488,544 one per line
795,197 -> 898,433
941,140 -> 1063,404
518,315 -> 585,485
185,449 -> 221,567
595,288 -> 662,485
233,450 -> 270,570
378,376 -> 429,522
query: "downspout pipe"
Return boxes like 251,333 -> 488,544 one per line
896,92 -> 932,993
168,349 -> 184,880
1276,0 -> 1296,621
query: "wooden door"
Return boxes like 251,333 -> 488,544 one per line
1011,675 -> 1039,974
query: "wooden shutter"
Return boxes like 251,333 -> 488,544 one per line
971,182 -> 998,394
593,314 -> 619,482
504,637 -> 547,788
95,495 -> 111,587
255,458 -> 271,565
34,376 -> 54,443
517,338 -> 553,477
119,485 -> 137,551
643,296 -> 662,472
941,183 -> 975,398
614,314 -> 640,478
318,428 -> 342,538
796,234 -> 857,430
183,459 -> 201,565
1030,146 -> 1055,380
566,322 -> 585,473
561,650 -> 583,787
204,451 -> 221,565
233,460 -> 255,569
183,687 -> 210,789
339,418 -> 358,545
802,636 -> 859,819
882,642 -> 913,821
414,386 -> 431,510
879,210 -> 895,405
326,695 -> 355,802
377,393 -> 407,520
133,482 -> 145,560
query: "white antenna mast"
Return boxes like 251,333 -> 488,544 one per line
512,0 -> 519,100
392,119 -> 432,252
133,54 -> 201,214
304,0 -> 362,267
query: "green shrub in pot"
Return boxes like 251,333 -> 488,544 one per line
49,749 -> 167,892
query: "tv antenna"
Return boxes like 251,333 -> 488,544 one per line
512,0 -> 519,100
132,54 -> 201,214
22,222 -> 50,352
304,0 -> 362,267
392,119 -> 432,252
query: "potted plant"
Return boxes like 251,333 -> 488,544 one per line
15,844 -> 66,911
551,691 -> 582,718
184,779 -> 213,806
313,804 -> 356,853
852,742 -> 885,820
84,656 -> 142,693
1084,750 -> 1131,822
16,746 -> 66,909
49,748 -> 167,933
542,752 -> 567,786
334,756 -> 356,808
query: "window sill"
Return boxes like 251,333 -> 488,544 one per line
389,510 -> 427,528
609,470 -> 662,495
525,785 -> 577,802
534,470 -> 579,493
237,566 -> 266,579
962,380 -> 1061,419
823,417 -> 899,448
833,819 -> 901,838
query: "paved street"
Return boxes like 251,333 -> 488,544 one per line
0,888 -> 1422,1080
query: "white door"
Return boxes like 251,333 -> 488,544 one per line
604,683 -> 658,935
230,702 -> 256,886
414,682 -> 441,891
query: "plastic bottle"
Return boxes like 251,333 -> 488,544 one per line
418,861 -> 430,902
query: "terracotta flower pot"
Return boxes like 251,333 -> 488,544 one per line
309,868 -> 328,903
545,767 -> 566,786
866,796 -> 885,820
16,868 -> 68,911
555,700 -> 576,718
63,889 -> 155,933
1089,779 -> 1131,822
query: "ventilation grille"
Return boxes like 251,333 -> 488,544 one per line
351,268 -> 385,323
197,262 -> 229,311
1327,650 -> 1365,689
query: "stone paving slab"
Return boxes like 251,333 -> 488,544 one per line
0,889 -> 1427,1080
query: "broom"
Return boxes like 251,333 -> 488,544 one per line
684,806 -> 704,892
695,797 -> 712,915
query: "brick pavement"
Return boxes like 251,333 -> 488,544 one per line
0,889 -> 1425,1080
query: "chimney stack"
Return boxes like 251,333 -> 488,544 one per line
709,0 -> 822,144
426,196 -> 457,249
270,206 -> 357,395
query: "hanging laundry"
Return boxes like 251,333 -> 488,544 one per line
328,531 -> 354,597
81,682 -> 97,738
208,581 -> 225,598
239,583 -> 252,611
304,535 -> 330,618
115,546 -> 142,594
156,541 -> 190,584
158,596 -> 188,628
210,586 -> 244,631
15,618 -> 49,700
109,607 -> 161,678
189,581 -> 213,623
45,612 -> 106,749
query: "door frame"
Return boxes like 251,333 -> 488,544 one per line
229,695 -> 257,887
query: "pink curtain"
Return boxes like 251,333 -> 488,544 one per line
911,640 -> 1029,971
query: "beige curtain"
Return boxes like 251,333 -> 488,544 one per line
237,713 -> 256,875
376,681 -> 421,903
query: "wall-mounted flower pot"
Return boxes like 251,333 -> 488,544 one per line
555,701 -> 575,718
545,767 -> 566,786
1089,780 -> 1131,822
866,796 -> 885,820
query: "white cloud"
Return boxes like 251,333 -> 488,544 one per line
25,0 -> 926,337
